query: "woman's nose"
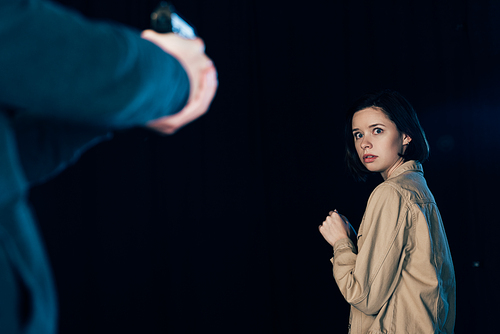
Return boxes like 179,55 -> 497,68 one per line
361,136 -> 372,149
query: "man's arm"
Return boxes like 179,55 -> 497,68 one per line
1,0 -> 217,183
0,0 -> 193,127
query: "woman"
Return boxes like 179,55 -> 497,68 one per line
319,90 -> 455,333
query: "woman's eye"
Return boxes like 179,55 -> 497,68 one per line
374,128 -> 383,134
354,132 -> 362,139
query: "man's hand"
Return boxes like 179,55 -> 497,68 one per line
141,31 -> 218,134
319,210 -> 356,247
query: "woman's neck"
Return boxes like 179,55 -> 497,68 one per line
381,157 -> 406,180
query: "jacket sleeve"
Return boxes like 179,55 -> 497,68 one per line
0,0 -> 189,128
1,0 -> 191,184
332,184 -> 410,315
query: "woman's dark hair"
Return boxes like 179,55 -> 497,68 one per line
345,89 -> 429,181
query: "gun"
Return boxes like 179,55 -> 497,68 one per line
151,2 -> 196,39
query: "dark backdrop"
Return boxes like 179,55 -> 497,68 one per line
29,0 -> 500,333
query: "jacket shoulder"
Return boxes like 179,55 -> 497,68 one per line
383,170 -> 435,205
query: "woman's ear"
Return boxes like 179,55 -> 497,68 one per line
403,134 -> 412,145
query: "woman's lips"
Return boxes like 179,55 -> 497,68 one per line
363,154 -> 378,163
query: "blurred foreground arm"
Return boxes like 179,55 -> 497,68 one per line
0,0 -> 217,184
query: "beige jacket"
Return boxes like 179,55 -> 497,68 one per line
332,161 -> 455,333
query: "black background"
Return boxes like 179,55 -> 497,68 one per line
30,0 -> 500,333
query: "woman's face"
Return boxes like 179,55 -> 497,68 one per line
351,107 -> 410,179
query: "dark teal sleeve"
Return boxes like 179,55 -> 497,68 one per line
0,0 -> 191,184
0,0 -> 190,128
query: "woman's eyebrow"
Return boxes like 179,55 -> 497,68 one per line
352,123 -> 386,132
369,123 -> 386,128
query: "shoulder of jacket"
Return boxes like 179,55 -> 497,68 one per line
367,180 -> 415,212
371,180 -> 404,198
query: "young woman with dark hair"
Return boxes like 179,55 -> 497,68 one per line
319,90 -> 455,333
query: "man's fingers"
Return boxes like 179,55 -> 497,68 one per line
194,37 -> 205,52
193,65 -> 218,109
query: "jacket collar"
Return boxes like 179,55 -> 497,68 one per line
387,160 -> 423,180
